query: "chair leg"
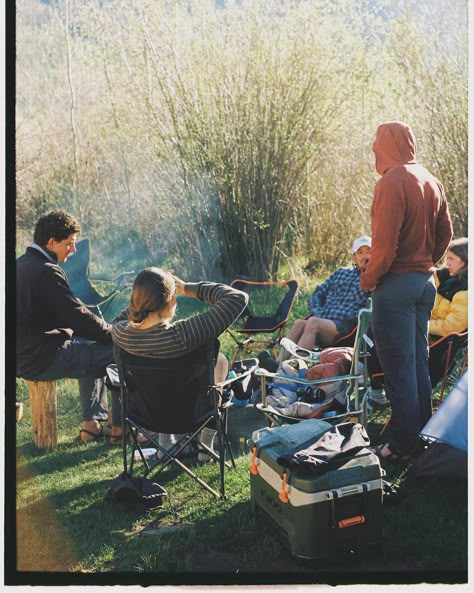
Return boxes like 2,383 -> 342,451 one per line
379,416 -> 391,438
216,422 -> 226,498
221,406 -> 236,468
129,420 -> 231,499
148,432 -> 224,498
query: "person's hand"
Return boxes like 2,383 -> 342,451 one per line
360,279 -> 376,292
361,255 -> 370,273
168,269 -> 186,294
360,272 -> 376,292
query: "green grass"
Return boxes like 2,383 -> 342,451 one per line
13,286 -> 467,585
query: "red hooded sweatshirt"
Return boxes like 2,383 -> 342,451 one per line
360,121 -> 453,291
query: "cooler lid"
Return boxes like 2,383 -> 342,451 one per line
250,420 -> 383,491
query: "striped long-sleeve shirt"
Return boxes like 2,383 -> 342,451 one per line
111,282 -> 248,358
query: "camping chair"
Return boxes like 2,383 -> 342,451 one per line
332,325 -> 357,347
60,238 -> 135,320
106,341 -> 258,498
428,329 -> 468,401
255,299 -> 373,429
227,279 -> 299,365
301,316 -> 358,349
374,328 -> 468,438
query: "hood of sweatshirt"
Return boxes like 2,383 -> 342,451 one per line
372,121 -> 417,176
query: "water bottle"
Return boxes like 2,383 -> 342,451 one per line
134,448 -> 158,461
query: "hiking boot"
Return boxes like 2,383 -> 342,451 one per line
367,387 -> 390,413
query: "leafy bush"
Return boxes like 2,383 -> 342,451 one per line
15,0 -> 468,279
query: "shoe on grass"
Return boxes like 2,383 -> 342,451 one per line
80,421 -> 106,442
367,387 -> 390,413
198,427 -> 217,463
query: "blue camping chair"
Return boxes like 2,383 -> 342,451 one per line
60,238 -> 135,320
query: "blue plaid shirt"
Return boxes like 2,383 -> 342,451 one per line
308,266 -> 370,334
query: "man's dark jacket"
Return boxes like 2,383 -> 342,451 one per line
16,247 -> 112,379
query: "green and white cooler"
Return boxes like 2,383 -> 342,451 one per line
249,419 -> 384,561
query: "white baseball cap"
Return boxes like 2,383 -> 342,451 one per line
352,235 -> 372,254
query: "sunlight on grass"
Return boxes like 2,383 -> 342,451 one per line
14,270 -> 468,578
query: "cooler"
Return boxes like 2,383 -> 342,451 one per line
249,419 -> 384,561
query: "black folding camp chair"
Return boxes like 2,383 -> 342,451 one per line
255,299 -> 373,429
60,238 -> 135,320
227,279 -> 299,365
106,341 -> 258,498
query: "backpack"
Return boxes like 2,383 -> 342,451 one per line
105,472 -> 167,511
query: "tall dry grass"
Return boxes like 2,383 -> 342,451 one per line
15,0 -> 468,280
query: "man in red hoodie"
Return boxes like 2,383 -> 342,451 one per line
361,121 -> 453,460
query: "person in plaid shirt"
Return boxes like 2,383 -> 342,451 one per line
279,236 -> 371,362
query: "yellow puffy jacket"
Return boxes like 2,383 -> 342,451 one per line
429,270 -> 468,337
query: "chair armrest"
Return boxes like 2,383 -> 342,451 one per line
254,367 -> 358,388
90,271 -> 135,287
279,337 -> 321,361
215,358 -> 259,390
113,271 -> 136,287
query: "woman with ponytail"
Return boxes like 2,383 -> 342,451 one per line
111,268 -> 248,454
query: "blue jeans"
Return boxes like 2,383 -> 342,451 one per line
371,272 -> 436,455
32,338 -> 118,423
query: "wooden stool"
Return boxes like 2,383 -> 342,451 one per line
26,380 -> 58,450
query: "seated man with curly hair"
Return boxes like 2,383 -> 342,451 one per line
16,210 -> 119,443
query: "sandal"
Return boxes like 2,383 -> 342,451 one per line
99,422 -> 113,437
80,426 -> 105,443
109,426 -> 129,446
369,442 -> 408,461
109,428 -> 157,446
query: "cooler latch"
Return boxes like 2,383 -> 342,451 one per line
278,471 -> 290,503
249,446 -> 259,475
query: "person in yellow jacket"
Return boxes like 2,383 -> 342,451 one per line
429,237 -> 468,339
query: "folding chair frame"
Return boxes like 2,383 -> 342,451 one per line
107,350 -> 258,498
227,279 -> 299,365
255,299 -> 373,429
